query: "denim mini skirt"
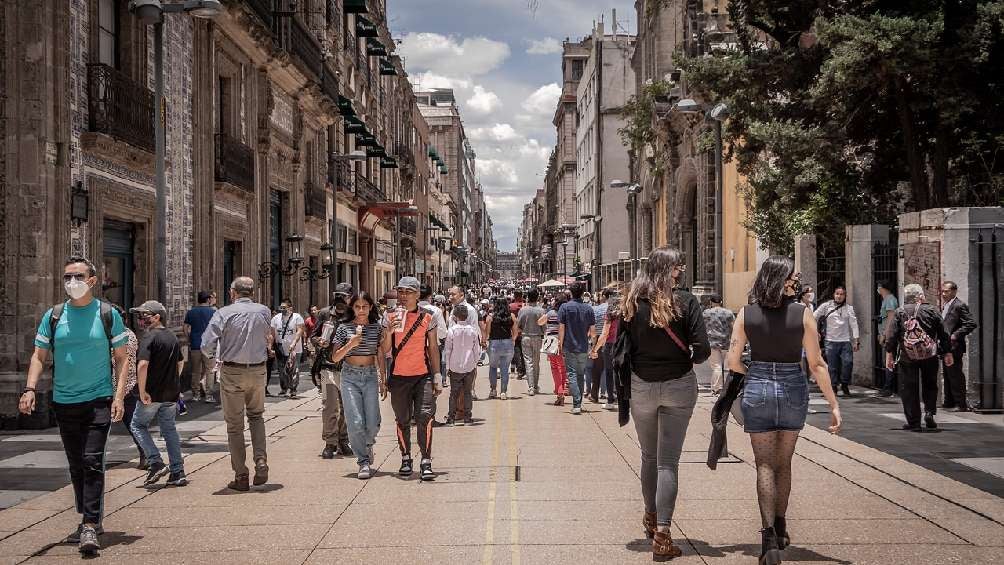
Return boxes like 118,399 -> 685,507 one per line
741,362 -> 809,433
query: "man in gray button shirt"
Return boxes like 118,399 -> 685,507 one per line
201,276 -> 272,492
516,289 -> 546,396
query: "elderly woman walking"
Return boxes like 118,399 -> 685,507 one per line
619,246 -> 710,560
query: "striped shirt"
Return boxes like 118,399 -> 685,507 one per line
334,322 -> 383,357
545,310 -> 560,336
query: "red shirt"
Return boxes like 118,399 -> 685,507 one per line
304,316 -> 317,337
509,301 -> 524,315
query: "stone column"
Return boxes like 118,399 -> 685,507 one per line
794,234 -> 818,294
845,224 -> 891,386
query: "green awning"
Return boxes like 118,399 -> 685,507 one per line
366,37 -> 388,57
344,0 -> 368,13
356,15 -> 378,38
429,213 -> 449,230
439,164 -> 449,174
337,95 -> 356,116
367,146 -> 386,158
427,146 -> 438,158
380,157 -> 398,169
355,133 -> 377,147
379,59 -> 398,75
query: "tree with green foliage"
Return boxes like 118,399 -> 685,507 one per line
680,0 -> 1004,253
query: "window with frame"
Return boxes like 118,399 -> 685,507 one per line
98,0 -> 119,68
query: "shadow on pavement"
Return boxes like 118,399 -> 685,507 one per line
210,483 -> 284,495
680,540 -> 852,564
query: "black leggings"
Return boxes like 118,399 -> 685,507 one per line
388,375 -> 436,460
120,387 -> 143,456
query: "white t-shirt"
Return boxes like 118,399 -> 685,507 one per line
271,312 -> 304,355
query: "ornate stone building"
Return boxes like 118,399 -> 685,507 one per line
0,0 -> 462,418
631,0 -> 757,302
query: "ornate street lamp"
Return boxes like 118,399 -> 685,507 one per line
298,242 -> 335,281
258,233 -> 306,279
71,181 -> 89,225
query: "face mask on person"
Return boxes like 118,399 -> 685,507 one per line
804,293 -> 814,303
64,279 -> 90,300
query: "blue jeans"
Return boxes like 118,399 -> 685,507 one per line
563,351 -> 589,408
825,341 -> 853,387
741,362 -> 809,433
340,364 -> 382,466
488,339 -> 515,393
130,401 -> 184,474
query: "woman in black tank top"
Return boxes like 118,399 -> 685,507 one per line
726,256 -> 842,565
485,298 -> 517,399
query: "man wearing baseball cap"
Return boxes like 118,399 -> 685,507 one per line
381,276 -> 443,481
129,301 -> 187,487
312,283 -> 353,459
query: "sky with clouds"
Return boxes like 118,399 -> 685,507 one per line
387,0 -> 636,251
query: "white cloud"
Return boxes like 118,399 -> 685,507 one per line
478,158 -> 520,186
465,85 -> 502,114
526,37 -> 563,55
398,33 -> 510,78
409,71 -> 472,91
522,83 -> 561,116
469,123 -> 520,142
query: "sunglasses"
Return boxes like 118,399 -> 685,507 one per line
63,273 -> 89,282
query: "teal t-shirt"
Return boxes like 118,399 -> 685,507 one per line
35,299 -> 129,404
879,294 -> 899,324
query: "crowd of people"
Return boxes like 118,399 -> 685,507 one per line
15,250 -> 976,562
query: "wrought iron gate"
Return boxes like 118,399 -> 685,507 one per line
972,227 -> 1003,412
872,236 -> 898,387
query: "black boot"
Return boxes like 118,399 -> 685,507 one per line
760,527 -> 782,565
774,516 -> 790,549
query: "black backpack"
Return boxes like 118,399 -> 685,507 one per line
48,301 -> 115,379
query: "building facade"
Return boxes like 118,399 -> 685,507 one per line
0,0 -> 492,418
575,17 -> 636,288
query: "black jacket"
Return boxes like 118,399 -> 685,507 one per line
942,298 -> 977,353
885,303 -> 951,364
622,293 -> 711,381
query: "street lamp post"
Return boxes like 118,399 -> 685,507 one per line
129,0 -> 222,304
610,180 -> 643,280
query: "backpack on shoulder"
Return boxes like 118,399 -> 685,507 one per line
901,306 -> 938,362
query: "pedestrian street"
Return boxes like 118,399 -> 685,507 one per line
1,363 -> 1002,564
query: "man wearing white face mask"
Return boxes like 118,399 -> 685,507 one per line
19,257 -> 131,555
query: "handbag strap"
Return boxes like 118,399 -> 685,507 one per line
663,324 -> 687,352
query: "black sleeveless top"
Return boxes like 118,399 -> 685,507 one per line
743,302 -> 806,363
489,313 -> 513,340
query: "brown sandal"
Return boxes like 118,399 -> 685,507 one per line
642,511 -> 657,539
653,528 -> 683,561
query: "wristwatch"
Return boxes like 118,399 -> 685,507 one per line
22,387 -> 36,395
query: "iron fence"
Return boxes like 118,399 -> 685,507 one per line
330,159 -> 354,193
399,217 -> 417,238
288,16 -> 322,78
816,254 -> 846,304
87,63 -> 155,152
214,133 -> 254,192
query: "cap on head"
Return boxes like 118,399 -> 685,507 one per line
130,300 -> 168,319
197,290 -> 213,303
395,276 -> 421,292
333,282 -> 354,297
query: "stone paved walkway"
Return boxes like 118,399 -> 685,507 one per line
1,364 -> 1003,564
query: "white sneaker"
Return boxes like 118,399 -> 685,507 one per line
528,389 -> 535,397
357,464 -> 372,480
603,402 -> 615,410
571,407 -> 582,415
500,392 -> 508,400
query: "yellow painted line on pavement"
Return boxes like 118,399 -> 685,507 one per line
483,399 -> 503,565
507,400 -> 521,565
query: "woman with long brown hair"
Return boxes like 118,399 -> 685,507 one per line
727,256 -> 841,565
620,247 -> 710,560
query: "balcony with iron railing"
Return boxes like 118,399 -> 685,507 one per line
354,170 -> 385,203
87,64 -> 155,152
285,16 -> 322,78
321,63 -> 338,103
214,133 -> 254,192
399,217 -> 417,238
304,181 -> 327,220
329,159 -> 354,193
